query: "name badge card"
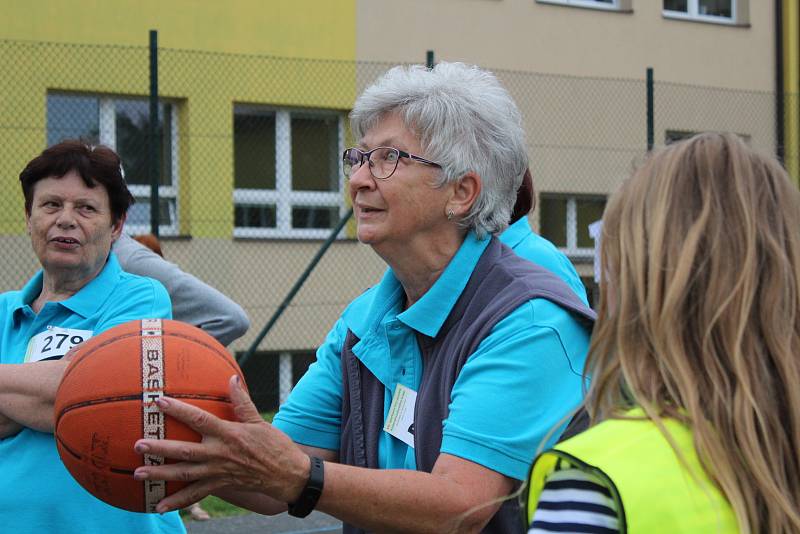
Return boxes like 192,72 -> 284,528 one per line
383,383 -> 417,449
26,326 -> 93,363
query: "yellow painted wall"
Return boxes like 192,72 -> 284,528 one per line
1,0 -> 354,59
0,0 -> 356,236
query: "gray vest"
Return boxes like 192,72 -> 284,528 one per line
339,237 -> 596,534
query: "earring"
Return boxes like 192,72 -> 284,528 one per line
447,209 -> 454,221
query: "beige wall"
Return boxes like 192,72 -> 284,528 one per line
163,239 -> 386,353
356,0 -> 772,91
356,0 -> 776,199
356,0 -> 775,268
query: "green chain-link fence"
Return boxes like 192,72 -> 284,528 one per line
0,38 -> 787,411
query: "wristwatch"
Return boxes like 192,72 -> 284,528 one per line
287,455 -> 324,518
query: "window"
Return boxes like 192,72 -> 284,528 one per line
47,93 -> 179,235
539,194 -> 606,258
666,130 -> 750,145
665,129 -> 697,144
238,350 -> 316,411
233,105 -> 346,239
536,0 -> 630,12
663,0 -> 743,24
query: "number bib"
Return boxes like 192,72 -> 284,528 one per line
25,326 -> 94,362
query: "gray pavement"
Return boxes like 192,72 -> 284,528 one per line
185,511 -> 342,534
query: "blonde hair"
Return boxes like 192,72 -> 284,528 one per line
587,132 -> 800,533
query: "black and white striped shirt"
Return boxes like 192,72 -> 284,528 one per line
528,464 -> 620,534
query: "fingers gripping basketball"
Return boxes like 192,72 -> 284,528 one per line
230,375 -> 262,424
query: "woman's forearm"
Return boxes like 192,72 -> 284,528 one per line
316,457 -> 511,534
0,360 -> 68,433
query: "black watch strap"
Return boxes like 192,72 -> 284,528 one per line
287,455 -> 324,518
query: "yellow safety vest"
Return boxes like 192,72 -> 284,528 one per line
525,410 -> 739,533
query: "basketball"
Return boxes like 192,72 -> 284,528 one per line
54,318 -> 246,513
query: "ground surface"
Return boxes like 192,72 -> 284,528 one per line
185,510 -> 342,534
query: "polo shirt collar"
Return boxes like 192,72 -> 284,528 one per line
499,216 -> 530,249
16,253 -> 121,320
61,253 -> 121,318
344,268 -> 404,340
18,270 -> 43,308
12,270 -> 44,325
398,231 -> 490,338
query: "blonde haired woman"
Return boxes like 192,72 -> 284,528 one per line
525,132 -> 800,533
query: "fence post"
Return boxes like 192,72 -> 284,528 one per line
775,0 -> 785,164
646,67 -> 654,152
148,30 -> 160,237
426,50 -> 435,69
238,208 -> 354,368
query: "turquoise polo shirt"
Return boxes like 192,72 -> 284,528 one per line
0,253 -> 184,534
274,232 -> 591,480
500,217 -> 589,305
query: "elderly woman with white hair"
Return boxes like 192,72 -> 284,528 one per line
132,62 -> 594,534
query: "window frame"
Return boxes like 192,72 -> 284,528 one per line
662,0 -> 742,25
539,194 -> 606,260
98,98 -> 181,237
666,130 -> 751,146
46,92 -> 181,236
237,349 -> 317,411
232,105 -> 347,240
665,129 -> 698,144
536,0 -> 630,12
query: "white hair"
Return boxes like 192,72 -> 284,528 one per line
350,62 -> 528,237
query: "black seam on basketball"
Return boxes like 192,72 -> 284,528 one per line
60,331 -> 142,382
170,393 -> 233,401
57,436 -> 155,475
56,437 -> 83,460
57,394 -> 232,415
57,395 -> 142,419
63,330 -> 242,381
110,467 -> 135,475
56,321 -> 244,430
164,331 -> 244,375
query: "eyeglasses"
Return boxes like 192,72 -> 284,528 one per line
342,146 -> 441,180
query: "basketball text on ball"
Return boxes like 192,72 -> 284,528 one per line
140,318 -> 166,513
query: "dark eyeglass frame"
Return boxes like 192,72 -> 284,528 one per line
342,146 -> 441,180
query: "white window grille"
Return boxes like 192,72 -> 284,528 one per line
47,92 -> 179,235
233,105 -> 347,239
